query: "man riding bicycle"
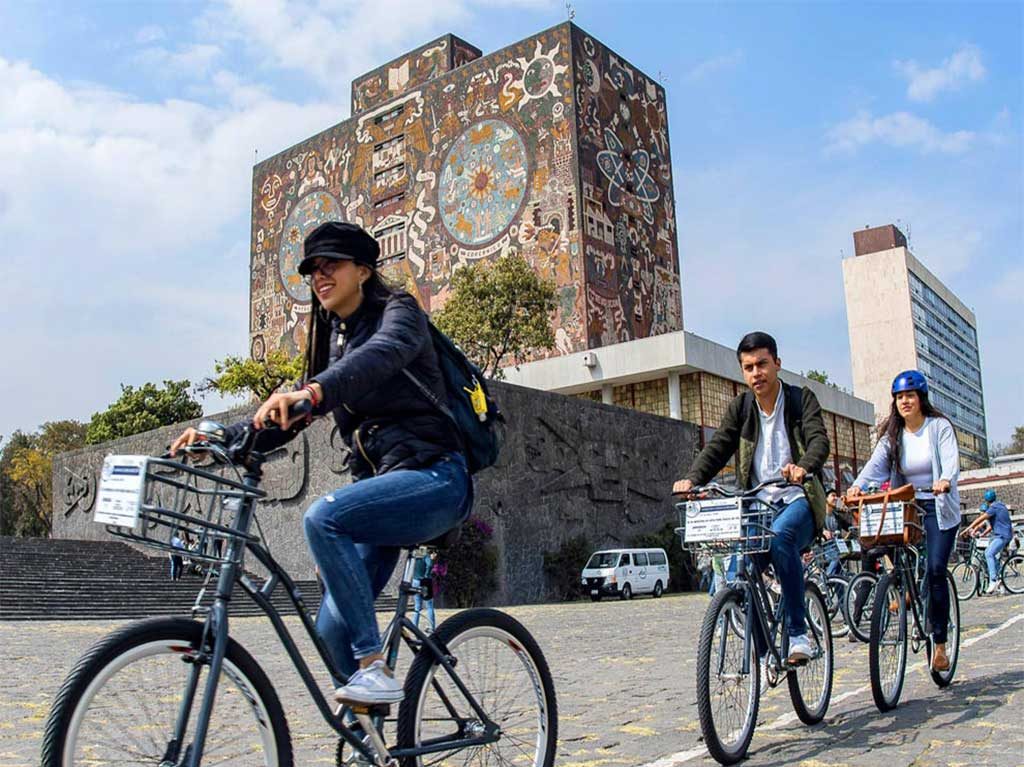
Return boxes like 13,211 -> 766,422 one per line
674,332 -> 830,663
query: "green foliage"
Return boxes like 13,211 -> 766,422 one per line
86,380 -> 202,445
433,254 -> 558,380
199,350 -> 304,402
630,522 -> 699,592
804,369 -> 831,385
542,534 -> 591,601
1,421 -> 87,537
991,426 -> 1024,459
433,517 -> 499,608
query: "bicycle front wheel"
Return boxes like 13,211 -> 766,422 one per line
869,574 -> 907,712
788,582 -> 834,724
396,608 -> 557,767
695,587 -> 759,766
825,576 -> 850,638
41,617 -> 292,767
1001,555 -> 1024,594
949,561 -> 978,602
843,571 -> 878,643
927,570 -> 961,688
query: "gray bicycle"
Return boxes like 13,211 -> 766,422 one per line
41,403 -> 558,767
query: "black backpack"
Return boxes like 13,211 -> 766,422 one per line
403,323 -> 505,474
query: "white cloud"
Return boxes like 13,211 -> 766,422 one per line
685,49 -> 744,82
135,24 -> 167,45
825,110 -> 975,154
895,44 -> 986,103
136,43 -> 224,78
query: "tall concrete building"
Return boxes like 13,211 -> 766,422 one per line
248,23 -> 681,362
842,224 -> 988,468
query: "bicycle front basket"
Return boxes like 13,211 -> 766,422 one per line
676,497 -> 773,555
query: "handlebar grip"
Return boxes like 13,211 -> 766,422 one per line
261,397 -> 313,430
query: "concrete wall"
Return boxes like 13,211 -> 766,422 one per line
53,382 -> 699,605
842,247 -> 917,426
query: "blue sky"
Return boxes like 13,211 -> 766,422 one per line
0,0 -> 1020,447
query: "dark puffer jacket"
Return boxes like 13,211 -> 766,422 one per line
309,291 -> 460,479
232,291 -> 460,481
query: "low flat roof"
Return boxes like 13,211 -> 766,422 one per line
503,330 -> 875,424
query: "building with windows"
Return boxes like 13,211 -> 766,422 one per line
842,224 -> 988,468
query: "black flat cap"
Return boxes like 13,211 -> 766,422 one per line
298,221 -> 379,274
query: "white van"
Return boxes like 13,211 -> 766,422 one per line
581,548 -> 670,601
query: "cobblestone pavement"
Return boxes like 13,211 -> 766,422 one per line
2,592 -> 1022,766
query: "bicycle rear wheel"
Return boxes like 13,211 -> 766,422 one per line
396,608 -> 557,767
927,570 -> 961,688
41,616 -> 292,766
787,582 -> 834,724
949,561 -> 977,602
695,587 -> 759,766
1001,555 -> 1024,594
843,571 -> 877,643
869,574 -> 907,712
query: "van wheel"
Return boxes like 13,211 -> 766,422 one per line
590,594 -> 601,602
620,584 -> 632,601
653,581 -> 664,598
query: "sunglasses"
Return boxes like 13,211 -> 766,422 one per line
302,258 -> 348,283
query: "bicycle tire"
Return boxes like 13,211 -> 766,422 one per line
41,616 -> 292,767
1001,555 -> 1024,594
695,587 -> 759,766
869,574 -> 907,712
927,570 -> 961,688
825,576 -> 850,638
396,608 -> 557,767
843,571 -> 878,643
787,581 -> 834,724
949,561 -> 978,602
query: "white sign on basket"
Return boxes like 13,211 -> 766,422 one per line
94,455 -> 148,528
860,502 -> 907,539
684,499 -> 743,543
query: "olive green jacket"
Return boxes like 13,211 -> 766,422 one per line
685,382 -> 831,533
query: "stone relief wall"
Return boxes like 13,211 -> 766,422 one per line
53,383 -> 698,605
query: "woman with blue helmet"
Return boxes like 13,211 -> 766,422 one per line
848,370 -> 961,672
962,489 -> 1015,594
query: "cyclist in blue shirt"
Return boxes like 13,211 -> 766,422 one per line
962,490 -> 1015,595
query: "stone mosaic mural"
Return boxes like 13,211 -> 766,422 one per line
249,23 -> 682,362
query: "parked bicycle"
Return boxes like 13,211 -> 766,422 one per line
42,405 -> 558,767
846,484 -> 960,712
677,479 -> 833,766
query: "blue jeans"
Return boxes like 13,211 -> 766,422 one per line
305,453 -> 472,678
986,535 -> 1010,583
921,501 -> 957,644
413,582 -> 436,629
825,543 -> 842,576
752,497 -> 815,638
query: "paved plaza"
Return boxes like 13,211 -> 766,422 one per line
1,591 -> 1022,766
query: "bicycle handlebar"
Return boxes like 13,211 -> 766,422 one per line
675,477 -> 805,500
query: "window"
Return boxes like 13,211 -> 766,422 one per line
374,103 -> 405,125
634,553 -> 649,567
373,191 -> 405,209
619,554 -> 631,567
649,552 -> 667,566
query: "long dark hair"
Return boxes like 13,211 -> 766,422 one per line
302,268 -> 396,381
877,389 -> 948,474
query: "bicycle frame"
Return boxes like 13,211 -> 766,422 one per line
168,459 -> 499,767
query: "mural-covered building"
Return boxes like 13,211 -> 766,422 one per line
249,23 -> 682,363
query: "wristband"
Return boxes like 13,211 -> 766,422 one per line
301,384 -> 320,409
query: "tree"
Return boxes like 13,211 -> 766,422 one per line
1,420 -> 87,537
85,380 -> 202,445
199,350 -> 304,402
804,369 -> 831,385
433,254 -> 558,379
991,426 -> 1024,459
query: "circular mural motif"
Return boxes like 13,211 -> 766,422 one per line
439,120 -> 528,247
278,190 -> 341,302
524,57 -> 555,97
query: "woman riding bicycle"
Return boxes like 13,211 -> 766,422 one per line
172,221 -> 472,706
847,370 -> 959,672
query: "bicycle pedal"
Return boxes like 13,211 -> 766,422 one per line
349,704 -> 391,717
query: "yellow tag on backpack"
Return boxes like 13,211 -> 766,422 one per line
463,378 -> 488,422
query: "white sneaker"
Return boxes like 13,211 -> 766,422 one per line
787,633 -> 814,664
985,582 -> 1001,596
333,660 -> 404,705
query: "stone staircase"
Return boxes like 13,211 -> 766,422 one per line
0,536 -> 396,620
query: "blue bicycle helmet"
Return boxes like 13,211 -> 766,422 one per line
892,370 -> 928,396
984,489 -> 997,503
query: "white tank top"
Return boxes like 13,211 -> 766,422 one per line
900,422 -> 934,499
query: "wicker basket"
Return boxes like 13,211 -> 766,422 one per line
851,484 -> 922,547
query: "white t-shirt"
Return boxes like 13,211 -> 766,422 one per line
900,422 -> 934,499
753,385 -> 804,506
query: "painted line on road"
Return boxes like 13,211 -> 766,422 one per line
638,611 -> 1024,767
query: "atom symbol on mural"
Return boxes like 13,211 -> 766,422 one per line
596,128 -> 660,222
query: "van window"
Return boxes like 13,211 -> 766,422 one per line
586,552 -> 618,569
619,554 -> 631,567
634,552 -> 649,566
649,551 -> 667,566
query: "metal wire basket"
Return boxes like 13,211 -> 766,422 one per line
101,456 -> 266,566
676,497 -> 774,555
